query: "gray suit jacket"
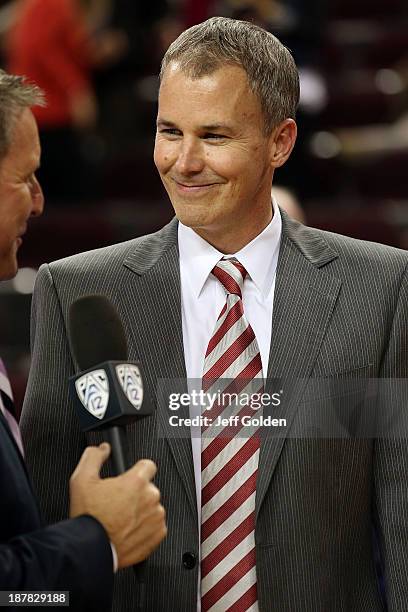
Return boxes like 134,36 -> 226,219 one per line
21,213 -> 408,611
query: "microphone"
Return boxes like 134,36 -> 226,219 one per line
68,294 -> 153,475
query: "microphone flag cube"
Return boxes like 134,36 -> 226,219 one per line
69,361 -> 152,432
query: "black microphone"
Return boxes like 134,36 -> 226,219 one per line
68,294 -> 153,475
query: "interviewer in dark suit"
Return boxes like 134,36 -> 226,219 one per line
21,17 -> 408,612
0,69 -> 166,610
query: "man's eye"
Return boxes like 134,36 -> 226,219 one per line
26,174 -> 38,190
204,133 -> 225,140
159,128 -> 181,137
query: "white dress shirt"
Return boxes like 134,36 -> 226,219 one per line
179,199 -> 282,609
179,198 -> 282,511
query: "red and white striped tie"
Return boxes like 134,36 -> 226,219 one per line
201,258 -> 263,612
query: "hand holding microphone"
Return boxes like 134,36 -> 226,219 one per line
69,443 -> 166,569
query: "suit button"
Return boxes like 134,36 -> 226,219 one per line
182,551 -> 197,569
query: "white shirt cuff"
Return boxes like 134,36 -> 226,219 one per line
110,542 -> 118,573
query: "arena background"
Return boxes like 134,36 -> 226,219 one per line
0,0 -> 407,412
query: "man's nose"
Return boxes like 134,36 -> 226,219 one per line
30,176 -> 44,217
175,138 -> 204,175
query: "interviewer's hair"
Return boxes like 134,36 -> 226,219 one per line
0,70 -> 45,159
160,16 -> 300,134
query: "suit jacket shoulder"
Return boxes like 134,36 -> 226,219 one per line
283,212 -> 408,271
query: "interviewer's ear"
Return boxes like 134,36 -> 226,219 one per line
269,118 -> 297,169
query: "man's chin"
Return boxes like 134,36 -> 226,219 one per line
173,206 -> 213,230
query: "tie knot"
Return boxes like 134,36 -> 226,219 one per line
212,258 -> 247,297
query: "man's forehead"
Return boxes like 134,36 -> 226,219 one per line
160,61 -> 249,90
1,107 -> 41,171
8,107 -> 36,141
158,64 -> 263,130
158,66 -> 256,117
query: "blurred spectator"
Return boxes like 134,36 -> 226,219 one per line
6,0 -> 126,203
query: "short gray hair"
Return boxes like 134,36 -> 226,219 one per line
0,70 -> 45,158
160,17 -> 300,134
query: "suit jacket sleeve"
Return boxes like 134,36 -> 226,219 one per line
374,262 -> 408,610
0,516 -> 113,610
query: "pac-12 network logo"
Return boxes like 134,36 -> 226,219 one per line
116,364 -> 143,410
75,369 -> 109,419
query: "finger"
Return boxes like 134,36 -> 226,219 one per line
128,459 -> 157,482
136,517 -> 168,556
73,443 -> 111,480
136,501 -> 166,531
146,483 -> 161,504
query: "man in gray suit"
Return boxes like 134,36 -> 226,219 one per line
21,17 -> 408,612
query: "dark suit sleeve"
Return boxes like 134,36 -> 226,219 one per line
374,263 -> 408,610
0,516 -> 113,611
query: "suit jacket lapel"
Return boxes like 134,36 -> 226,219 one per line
256,214 -> 342,518
123,219 -> 197,518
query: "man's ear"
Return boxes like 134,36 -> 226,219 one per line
269,119 -> 297,168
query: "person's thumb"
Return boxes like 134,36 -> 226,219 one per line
72,443 -> 111,481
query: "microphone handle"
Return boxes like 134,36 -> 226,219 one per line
103,425 -> 129,475
102,425 -> 147,607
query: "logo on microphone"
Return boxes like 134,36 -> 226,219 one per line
75,369 -> 109,419
116,364 -> 143,410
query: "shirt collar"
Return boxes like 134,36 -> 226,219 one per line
178,197 -> 282,299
